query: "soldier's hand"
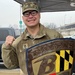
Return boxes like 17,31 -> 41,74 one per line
5,35 -> 15,46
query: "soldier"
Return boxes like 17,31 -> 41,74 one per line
2,1 -> 63,75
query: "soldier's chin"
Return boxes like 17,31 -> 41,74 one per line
28,24 -> 36,27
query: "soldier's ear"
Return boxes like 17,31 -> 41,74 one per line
22,16 -> 24,22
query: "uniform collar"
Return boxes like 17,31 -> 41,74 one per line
21,24 -> 46,40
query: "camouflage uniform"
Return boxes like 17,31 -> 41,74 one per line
2,24 -> 63,75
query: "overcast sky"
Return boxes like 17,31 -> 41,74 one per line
0,0 -> 75,28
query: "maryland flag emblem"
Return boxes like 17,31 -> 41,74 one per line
56,50 -> 73,72
26,38 -> 75,75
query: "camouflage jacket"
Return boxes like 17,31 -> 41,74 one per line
2,24 -> 63,75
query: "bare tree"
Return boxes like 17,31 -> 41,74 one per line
46,23 -> 57,29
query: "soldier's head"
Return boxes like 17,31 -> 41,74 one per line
22,2 -> 41,28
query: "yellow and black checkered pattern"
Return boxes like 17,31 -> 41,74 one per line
55,50 -> 73,73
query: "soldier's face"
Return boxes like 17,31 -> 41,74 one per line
22,10 -> 40,27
